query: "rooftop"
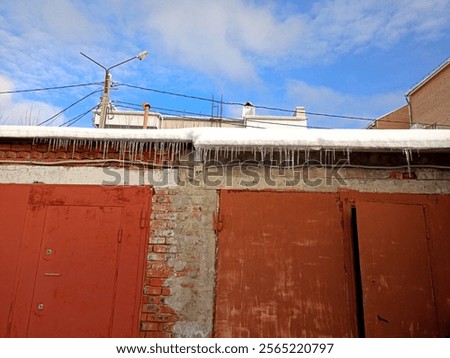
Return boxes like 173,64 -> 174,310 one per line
1,126 -> 449,151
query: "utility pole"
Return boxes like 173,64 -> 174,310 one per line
80,51 -> 148,128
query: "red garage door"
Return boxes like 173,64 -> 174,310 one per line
0,184 -> 151,338
352,193 -> 450,338
215,190 -> 450,338
214,190 -> 356,337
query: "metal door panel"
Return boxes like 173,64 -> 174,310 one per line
1,184 -> 151,338
27,205 -> 122,337
356,201 -> 438,337
215,190 -> 355,338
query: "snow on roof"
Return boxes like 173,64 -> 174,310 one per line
1,125 -> 449,150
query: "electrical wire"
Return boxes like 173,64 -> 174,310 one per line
37,89 -> 102,126
118,83 -> 376,120
0,82 -> 103,95
112,100 -> 332,129
4,80 -> 448,129
118,82 -> 450,128
59,105 -> 99,127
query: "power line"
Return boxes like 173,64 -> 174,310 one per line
117,82 -> 379,121
37,89 -> 102,126
113,100 -> 331,129
59,105 -> 99,127
119,82 -> 450,128
0,82 -> 104,95
5,81 -> 448,129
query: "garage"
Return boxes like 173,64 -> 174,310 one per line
214,190 -> 450,337
0,184 -> 151,337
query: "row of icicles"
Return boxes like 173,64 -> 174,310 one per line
32,138 -> 414,171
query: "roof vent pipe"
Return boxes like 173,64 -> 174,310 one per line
142,102 -> 151,129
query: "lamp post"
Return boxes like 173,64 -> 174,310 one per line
80,50 -> 149,128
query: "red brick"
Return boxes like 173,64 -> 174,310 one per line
140,322 -> 159,331
145,286 -> 162,296
149,236 -> 166,244
147,314 -> 172,322
147,252 -> 167,261
153,245 -> 177,253
159,323 -> 174,332
43,152 -> 56,159
147,296 -> 164,304
6,151 -> 17,159
55,151 -> 68,159
152,203 -> 173,212
31,152 -> 43,159
148,262 -> 169,270
150,278 -> 165,287
153,229 -> 175,238
0,144 -> 11,150
11,144 -> 31,151
17,151 -> 31,159
161,288 -> 171,296
34,144 -> 50,153
142,304 -> 160,313
146,269 -> 171,278
160,305 -> 175,314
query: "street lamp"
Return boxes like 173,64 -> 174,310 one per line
80,50 -> 149,128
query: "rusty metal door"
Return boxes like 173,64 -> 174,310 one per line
355,200 -> 438,337
214,190 -> 356,337
0,184 -> 151,337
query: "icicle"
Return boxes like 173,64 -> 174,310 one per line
346,148 -> 351,164
403,149 -> 412,175
214,146 -> 219,162
171,143 -> 176,163
153,142 -> 158,163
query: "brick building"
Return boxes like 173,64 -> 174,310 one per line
1,125 -> 450,338
370,58 -> 450,129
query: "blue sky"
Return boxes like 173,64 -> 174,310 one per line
0,0 -> 449,128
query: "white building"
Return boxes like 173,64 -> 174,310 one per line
92,102 -> 307,129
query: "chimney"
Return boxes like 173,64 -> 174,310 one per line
242,101 -> 255,118
294,106 -> 306,120
142,102 -> 151,129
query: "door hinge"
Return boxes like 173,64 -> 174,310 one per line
140,210 -> 148,229
213,212 -> 223,233
117,229 -> 123,243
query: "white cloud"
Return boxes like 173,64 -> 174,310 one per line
299,0 -> 450,61
144,0 -> 306,81
144,0 -> 450,79
286,80 -> 405,128
0,0 -> 449,127
0,75 -> 64,125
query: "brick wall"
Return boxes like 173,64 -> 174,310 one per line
140,187 -> 216,338
373,105 -> 409,129
410,63 -> 450,128
0,141 -> 167,164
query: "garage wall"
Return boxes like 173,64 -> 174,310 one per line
1,142 -> 449,338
